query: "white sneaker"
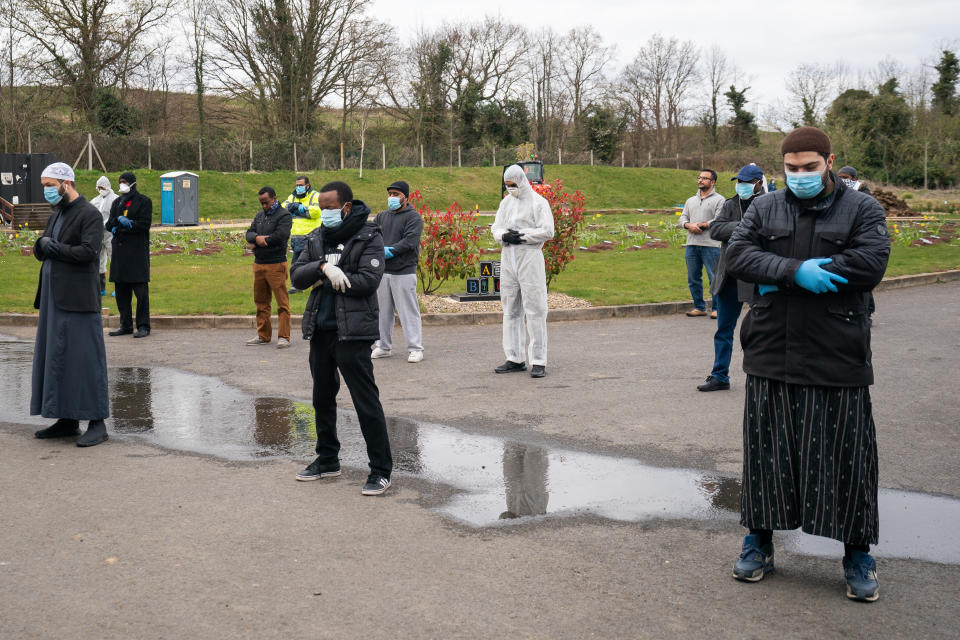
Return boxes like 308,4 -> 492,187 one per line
246,336 -> 269,346
371,347 -> 392,358
277,338 -> 290,349
407,351 -> 423,363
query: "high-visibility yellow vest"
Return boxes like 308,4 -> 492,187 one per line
283,189 -> 322,236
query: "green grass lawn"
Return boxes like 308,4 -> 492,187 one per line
61,165 -> 729,222
2,240 -> 957,315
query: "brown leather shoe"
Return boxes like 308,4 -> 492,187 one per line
686,309 -> 708,317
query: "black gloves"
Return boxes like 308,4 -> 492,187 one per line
502,229 -> 523,245
38,236 -> 60,258
286,202 -> 309,218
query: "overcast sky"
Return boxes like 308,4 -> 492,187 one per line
371,0 -> 958,121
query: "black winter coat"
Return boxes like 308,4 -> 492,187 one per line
725,175 -> 889,387
709,194 -> 760,302
33,196 -> 103,313
105,189 -> 152,283
245,203 -> 292,264
291,201 -> 385,341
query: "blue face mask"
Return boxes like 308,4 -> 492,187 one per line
785,171 -> 825,199
321,207 -> 342,228
387,196 -> 402,211
295,185 -> 307,196
44,185 -> 63,205
735,182 -> 757,200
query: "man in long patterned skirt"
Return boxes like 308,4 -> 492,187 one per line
725,126 -> 889,602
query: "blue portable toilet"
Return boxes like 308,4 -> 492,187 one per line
160,171 -> 199,226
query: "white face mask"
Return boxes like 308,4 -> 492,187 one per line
506,186 -> 519,198
118,183 -> 131,194
98,187 -> 108,195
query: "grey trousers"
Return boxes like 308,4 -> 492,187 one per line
376,273 -> 423,352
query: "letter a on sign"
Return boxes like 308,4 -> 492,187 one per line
479,262 -> 493,277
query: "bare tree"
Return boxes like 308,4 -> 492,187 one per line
135,38 -> 178,135
561,25 -> 616,125
19,0 -> 172,124
183,0 -> 210,140
616,56 -> 650,163
526,27 -> 564,151
700,45 -> 730,147
629,34 -> 700,157
337,17 -> 393,148
209,0 -> 372,136
786,63 -> 835,127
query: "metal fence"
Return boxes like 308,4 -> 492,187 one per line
17,131 -> 776,174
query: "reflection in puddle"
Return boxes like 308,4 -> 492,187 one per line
0,343 -> 957,564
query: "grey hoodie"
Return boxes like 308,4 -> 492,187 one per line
374,203 -> 423,275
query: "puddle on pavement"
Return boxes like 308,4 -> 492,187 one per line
1,339 -> 957,564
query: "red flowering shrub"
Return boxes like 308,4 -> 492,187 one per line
410,191 -> 482,294
532,180 -> 586,287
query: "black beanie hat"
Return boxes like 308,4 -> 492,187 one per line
119,171 -> 137,186
387,180 -> 409,198
780,126 -> 831,156
838,166 -> 858,179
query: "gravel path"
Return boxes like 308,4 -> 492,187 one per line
419,291 -> 592,314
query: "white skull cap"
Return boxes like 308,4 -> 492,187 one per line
41,162 -> 75,182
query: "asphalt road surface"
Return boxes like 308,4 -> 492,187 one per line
1,282 -> 957,639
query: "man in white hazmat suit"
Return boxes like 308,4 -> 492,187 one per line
90,175 -> 118,295
491,164 -> 555,378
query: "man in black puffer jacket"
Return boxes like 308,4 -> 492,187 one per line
725,127 -> 889,603
290,181 -> 393,496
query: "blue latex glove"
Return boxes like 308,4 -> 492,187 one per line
110,226 -> 118,234
793,258 -> 849,294
758,284 -> 779,296
384,246 -> 395,259
298,203 -> 307,214
118,216 -> 133,229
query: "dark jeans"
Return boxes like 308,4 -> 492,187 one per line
290,235 -> 307,272
710,280 -> 743,384
309,330 -> 392,478
115,282 -> 150,331
685,245 -> 720,311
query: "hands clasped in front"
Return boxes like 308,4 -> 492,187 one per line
502,229 -> 524,244
322,262 -> 351,292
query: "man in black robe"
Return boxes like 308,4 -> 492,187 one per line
32,162 -> 110,447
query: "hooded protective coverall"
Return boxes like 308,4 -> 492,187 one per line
90,176 -> 117,287
491,165 -> 555,366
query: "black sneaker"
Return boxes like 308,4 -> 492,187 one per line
35,419 -> 80,439
108,327 -> 133,336
361,474 -> 391,495
530,365 -> 546,378
494,360 -> 526,374
296,458 -> 342,481
697,376 -> 730,392
76,420 -> 108,447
